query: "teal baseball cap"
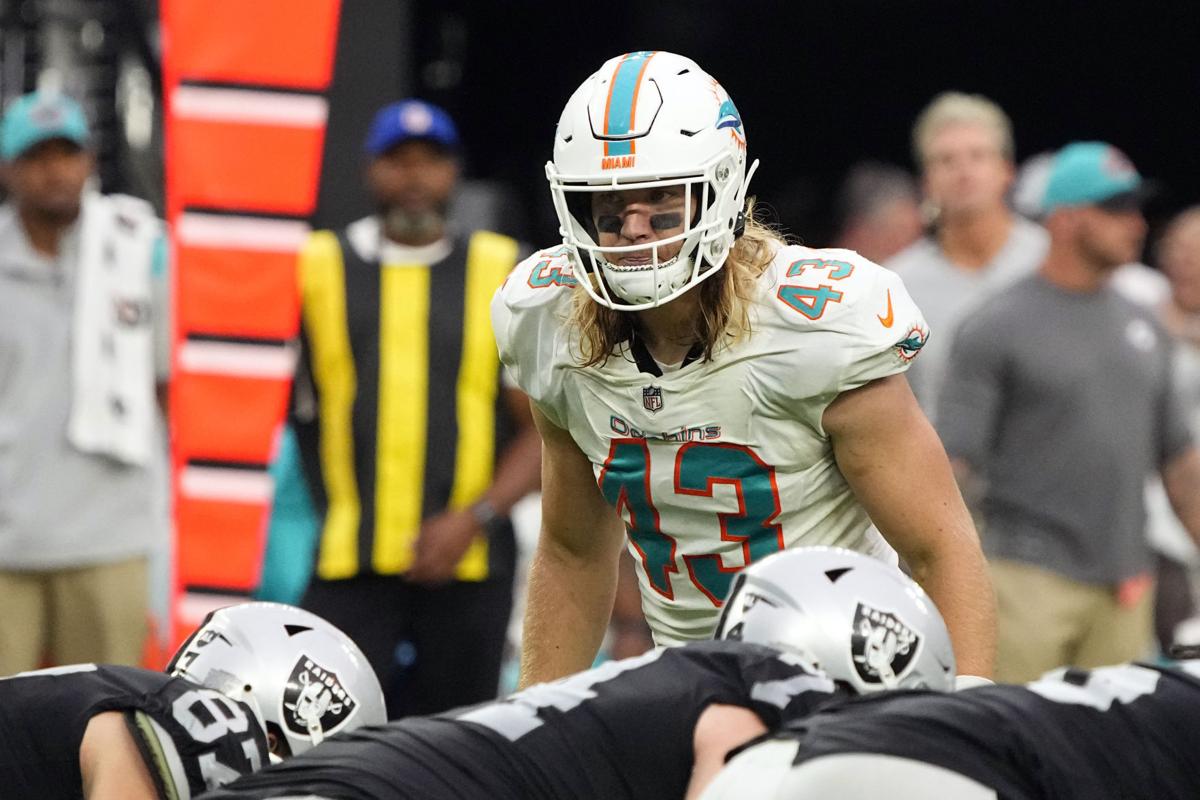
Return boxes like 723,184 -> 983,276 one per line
0,91 -> 90,161
1041,141 -> 1151,214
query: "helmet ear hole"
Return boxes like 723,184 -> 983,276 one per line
265,723 -> 292,758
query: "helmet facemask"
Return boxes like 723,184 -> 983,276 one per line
548,152 -> 758,310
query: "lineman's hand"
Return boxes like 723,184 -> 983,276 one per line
407,509 -> 481,585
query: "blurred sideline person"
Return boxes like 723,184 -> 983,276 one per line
831,161 -> 923,265
1015,149 -> 1173,311
938,143 -> 1200,682
1159,208 -> 1200,343
492,51 -> 995,690
1147,207 -> 1200,649
886,92 -> 1047,421
0,603 -> 384,799
0,91 -> 169,674
292,99 -> 541,717
255,426 -> 320,606
1011,150 -> 1055,221
703,657 -> 1200,800
198,549 -> 955,800
1019,157 -> 1199,654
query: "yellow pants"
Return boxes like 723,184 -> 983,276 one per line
0,557 -> 147,676
990,558 -> 1153,683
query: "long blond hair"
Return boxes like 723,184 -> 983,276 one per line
567,201 -> 786,367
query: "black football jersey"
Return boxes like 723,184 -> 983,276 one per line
201,641 -> 847,800
0,663 -> 270,799
770,661 -> 1200,799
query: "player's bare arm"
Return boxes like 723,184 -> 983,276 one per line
1163,445 -> 1200,545
685,704 -> 769,800
79,711 -> 160,800
519,402 -> 628,687
824,373 -> 997,679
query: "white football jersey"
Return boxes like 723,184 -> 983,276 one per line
492,243 -> 930,645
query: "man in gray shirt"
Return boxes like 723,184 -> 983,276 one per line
939,142 -> 1200,682
887,92 -> 1048,422
0,92 -> 168,674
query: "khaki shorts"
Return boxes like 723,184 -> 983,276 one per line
0,557 -> 148,676
990,558 -> 1153,683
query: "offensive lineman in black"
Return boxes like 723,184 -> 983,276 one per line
704,660 -> 1200,800
0,663 -> 269,798
0,603 -> 385,799
200,548 -> 959,800
201,641 -> 847,800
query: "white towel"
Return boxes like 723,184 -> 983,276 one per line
67,192 -> 162,467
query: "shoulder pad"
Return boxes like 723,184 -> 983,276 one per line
491,245 -> 579,427
498,245 -> 580,306
763,246 -> 903,328
759,246 -> 930,403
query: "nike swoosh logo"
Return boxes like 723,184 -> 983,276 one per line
877,289 -> 894,328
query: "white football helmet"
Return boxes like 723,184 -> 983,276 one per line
713,547 -> 955,694
547,50 -> 758,309
167,602 -> 386,757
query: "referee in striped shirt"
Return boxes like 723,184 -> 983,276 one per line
291,99 -> 540,718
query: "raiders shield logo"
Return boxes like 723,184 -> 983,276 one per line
281,656 -> 359,739
642,385 -> 663,413
850,602 -> 919,685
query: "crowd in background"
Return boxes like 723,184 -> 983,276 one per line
2,78 -> 1200,711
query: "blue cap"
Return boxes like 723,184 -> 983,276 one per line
1042,141 -> 1146,213
0,91 -> 89,161
365,99 -> 459,157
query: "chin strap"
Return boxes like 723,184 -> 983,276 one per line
731,158 -> 761,240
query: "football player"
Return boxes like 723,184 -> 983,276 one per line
199,548 -> 954,800
490,50 -> 995,688
0,602 -> 385,799
703,656 -> 1200,799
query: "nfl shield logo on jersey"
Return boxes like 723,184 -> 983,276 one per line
850,602 -> 919,686
282,655 -> 359,738
642,385 -> 664,413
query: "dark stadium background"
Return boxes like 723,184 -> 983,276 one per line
311,0 -> 1200,253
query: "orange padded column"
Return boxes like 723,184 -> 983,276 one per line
162,0 -> 341,649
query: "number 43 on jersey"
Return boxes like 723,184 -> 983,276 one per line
599,439 -> 785,605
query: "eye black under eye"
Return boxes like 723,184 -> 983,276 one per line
596,215 -> 622,234
650,213 -> 683,231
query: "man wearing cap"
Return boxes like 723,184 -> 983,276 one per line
0,92 -> 168,674
290,99 -> 540,717
937,141 -> 1200,681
